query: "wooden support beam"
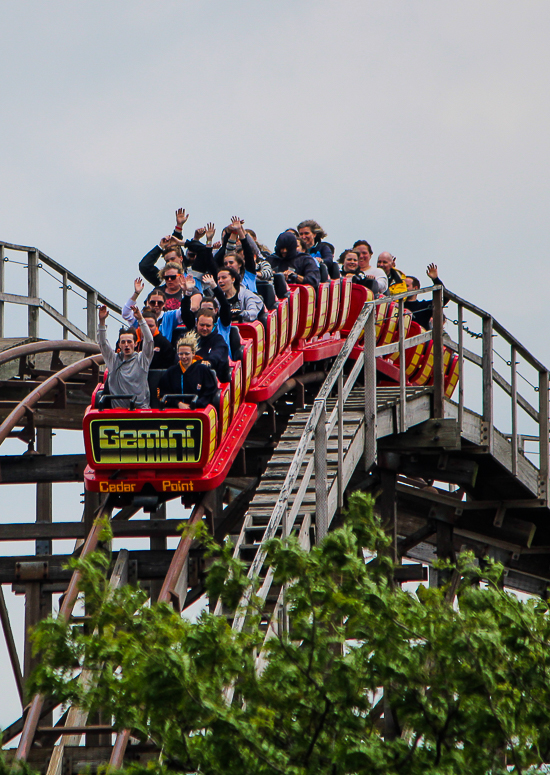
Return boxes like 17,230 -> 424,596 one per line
0,453 -> 86,484
380,468 -> 397,564
0,519 -> 187,541
0,585 -> 24,705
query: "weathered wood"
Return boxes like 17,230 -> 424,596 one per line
379,419 -> 460,451
0,454 -> 86,485
432,286 -> 444,418
27,250 -> 39,338
394,564 -> 428,582
482,316 -> 494,452
0,244 -> 4,338
539,370 -> 549,505
0,585 -> 24,705
0,519 -> 188,541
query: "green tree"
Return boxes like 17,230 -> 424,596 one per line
17,492 -> 550,774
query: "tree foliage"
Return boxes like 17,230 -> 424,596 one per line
14,492 -> 550,774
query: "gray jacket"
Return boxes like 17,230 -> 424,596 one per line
237,286 -> 264,322
98,318 -> 154,408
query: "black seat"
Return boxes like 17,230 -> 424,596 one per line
229,326 -> 244,361
273,272 -> 289,299
256,280 -> 277,310
327,262 -> 340,279
319,261 -> 329,282
148,369 -> 165,409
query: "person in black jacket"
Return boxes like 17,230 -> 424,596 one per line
140,309 -> 175,369
268,232 -> 320,291
405,264 -> 447,330
194,309 -> 231,382
158,332 -> 218,409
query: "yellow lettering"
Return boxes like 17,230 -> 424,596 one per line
99,426 -> 119,447
120,430 -> 137,448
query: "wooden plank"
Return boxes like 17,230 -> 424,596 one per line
379,419 -> 460,451
0,454 -> 86,484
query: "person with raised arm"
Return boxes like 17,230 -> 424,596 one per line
214,216 -> 260,291
139,208 -> 189,287
184,273 -> 233,346
97,304 -> 154,408
405,264 -> 446,329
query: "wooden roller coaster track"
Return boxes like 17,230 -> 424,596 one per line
0,239 -> 549,771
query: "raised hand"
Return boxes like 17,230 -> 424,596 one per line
201,273 -> 216,289
98,305 -> 109,322
160,235 -> 173,250
205,222 -> 216,241
184,275 -> 196,292
426,263 -> 438,280
212,240 -> 222,250
230,215 -> 245,236
134,278 -> 144,295
194,226 -> 207,240
175,208 -> 189,229
131,304 -> 142,321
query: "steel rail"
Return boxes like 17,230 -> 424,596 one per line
15,496 -> 115,761
0,340 -> 100,366
224,302 -> 374,629
0,353 -> 103,446
108,495 -> 212,768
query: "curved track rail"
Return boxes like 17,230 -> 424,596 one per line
4,279 -> 550,770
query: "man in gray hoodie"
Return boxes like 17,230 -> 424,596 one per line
98,304 -> 154,408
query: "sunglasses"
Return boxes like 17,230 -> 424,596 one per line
164,274 -> 179,280
149,300 -> 164,306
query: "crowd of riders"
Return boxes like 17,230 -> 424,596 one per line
97,208 -> 444,410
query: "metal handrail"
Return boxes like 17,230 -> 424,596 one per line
222,302 -> 376,630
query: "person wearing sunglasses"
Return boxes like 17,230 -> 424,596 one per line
123,278 -> 199,347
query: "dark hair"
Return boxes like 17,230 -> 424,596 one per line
147,288 -> 166,302
352,240 -> 373,255
339,249 -> 357,263
224,252 -> 244,274
200,295 -> 219,311
217,265 -> 241,291
141,306 -> 156,320
118,326 -> 138,343
196,308 -> 217,323
407,276 -> 421,290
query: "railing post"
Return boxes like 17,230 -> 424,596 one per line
0,244 -> 4,338
538,370 -> 549,506
87,290 -> 98,341
27,249 -> 39,338
511,346 -> 518,477
432,285 -> 444,418
482,316 -> 494,452
458,303 -> 464,432
364,305 -> 377,470
314,399 -> 328,544
62,271 -> 69,340
337,371 -> 344,510
398,298 -> 406,433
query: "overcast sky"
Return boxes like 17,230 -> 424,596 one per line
1,0 -> 550,729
